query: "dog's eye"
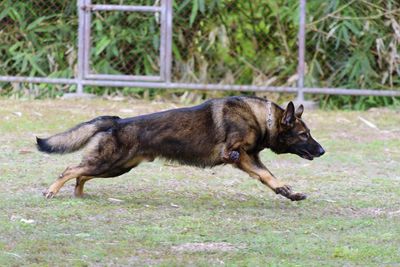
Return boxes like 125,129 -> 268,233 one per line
300,132 -> 309,138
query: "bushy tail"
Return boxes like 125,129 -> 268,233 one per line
36,116 -> 120,154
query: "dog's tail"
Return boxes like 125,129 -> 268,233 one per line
36,116 -> 120,154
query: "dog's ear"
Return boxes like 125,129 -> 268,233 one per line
281,101 -> 295,127
296,104 -> 304,118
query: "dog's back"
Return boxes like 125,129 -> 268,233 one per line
115,99 -> 226,167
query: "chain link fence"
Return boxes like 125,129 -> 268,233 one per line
0,1 -> 77,77
171,1 -> 298,86
0,0 -> 399,98
91,10 -> 160,76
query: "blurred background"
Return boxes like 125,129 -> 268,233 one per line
0,0 -> 399,109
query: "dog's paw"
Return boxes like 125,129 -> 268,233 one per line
288,192 -> 307,201
42,190 -> 55,199
275,186 -> 307,201
275,185 -> 293,196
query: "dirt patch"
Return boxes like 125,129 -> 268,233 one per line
171,242 -> 245,252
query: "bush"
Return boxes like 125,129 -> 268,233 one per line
0,0 -> 399,108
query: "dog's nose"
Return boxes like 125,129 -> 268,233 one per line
318,146 -> 325,156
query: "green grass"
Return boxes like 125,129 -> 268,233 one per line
1,98 -> 400,266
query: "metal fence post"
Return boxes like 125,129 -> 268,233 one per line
164,0 -> 173,83
83,0 -> 92,79
296,0 -> 306,102
76,0 -> 86,95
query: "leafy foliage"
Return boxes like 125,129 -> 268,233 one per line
0,0 -> 399,108
306,0 -> 400,108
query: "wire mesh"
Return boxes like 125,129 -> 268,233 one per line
0,0 -> 78,78
171,1 -> 298,86
92,0 -> 158,5
305,1 -> 400,90
90,10 -> 161,76
0,0 -> 399,97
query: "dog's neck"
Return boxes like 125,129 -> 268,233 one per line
264,101 -> 280,149
266,101 -> 273,129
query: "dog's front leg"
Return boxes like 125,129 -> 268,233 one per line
235,152 -> 307,201
221,133 -> 244,163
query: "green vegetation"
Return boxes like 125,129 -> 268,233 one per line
0,0 -> 399,108
1,99 -> 400,265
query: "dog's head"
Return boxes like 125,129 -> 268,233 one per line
272,102 -> 325,160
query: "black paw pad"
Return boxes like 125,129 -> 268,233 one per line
229,151 -> 240,162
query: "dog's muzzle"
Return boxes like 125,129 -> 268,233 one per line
297,145 -> 325,160
317,146 -> 325,156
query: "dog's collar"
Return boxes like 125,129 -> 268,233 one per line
266,101 -> 273,129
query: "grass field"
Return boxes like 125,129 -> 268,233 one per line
1,98 -> 399,266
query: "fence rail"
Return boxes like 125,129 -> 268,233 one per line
0,0 -> 399,97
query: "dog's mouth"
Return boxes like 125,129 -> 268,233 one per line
298,150 -> 314,161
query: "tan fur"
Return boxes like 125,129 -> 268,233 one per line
46,124 -> 97,152
211,99 -> 229,160
44,165 -> 88,199
123,156 -> 154,168
74,176 -> 93,197
211,99 -> 226,132
242,97 -> 268,137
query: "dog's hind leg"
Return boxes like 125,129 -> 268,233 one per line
44,165 -> 88,199
45,131 -> 146,199
74,176 -> 93,198
72,155 -> 152,197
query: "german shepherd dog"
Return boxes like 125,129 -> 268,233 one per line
37,96 -> 325,201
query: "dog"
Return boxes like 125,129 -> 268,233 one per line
36,96 -> 325,201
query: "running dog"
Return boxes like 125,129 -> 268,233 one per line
37,96 -> 325,201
